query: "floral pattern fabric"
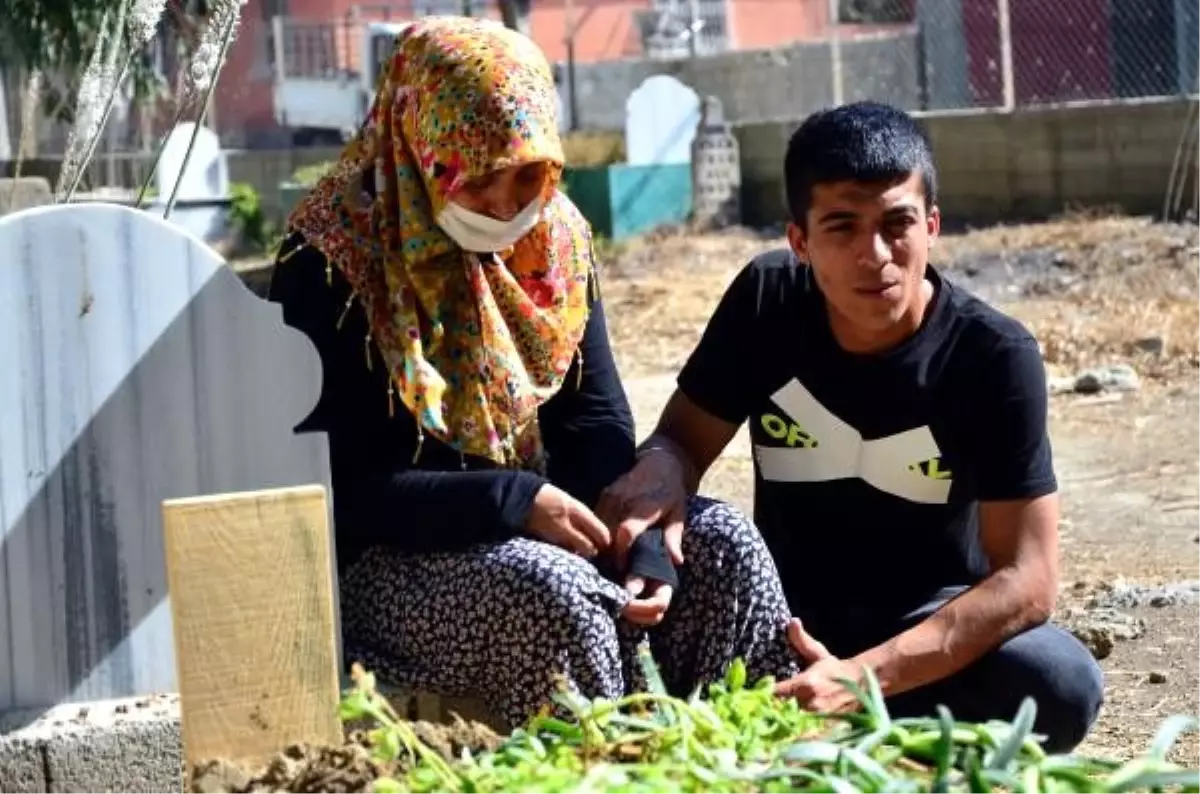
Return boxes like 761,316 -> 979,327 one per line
339,496 -> 802,728
285,16 -> 594,469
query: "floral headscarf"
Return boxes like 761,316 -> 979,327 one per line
284,16 -> 595,470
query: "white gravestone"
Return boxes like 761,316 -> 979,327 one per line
150,122 -> 231,244
0,203 -> 332,711
155,122 -> 229,201
624,75 -> 702,167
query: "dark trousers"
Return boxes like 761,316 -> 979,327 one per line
797,587 -> 1105,754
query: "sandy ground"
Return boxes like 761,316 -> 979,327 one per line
600,213 -> 1200,764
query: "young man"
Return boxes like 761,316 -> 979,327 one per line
600,101 -> 1103,752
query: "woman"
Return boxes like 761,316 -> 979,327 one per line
267,16 -> 799,729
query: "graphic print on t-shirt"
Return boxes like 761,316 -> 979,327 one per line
753,379 -> 953,505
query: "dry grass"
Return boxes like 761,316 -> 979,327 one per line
599,213 -> 1200,383
562,131 -> 625,168
599,227 -> 773,378
935,212 -> 1199,380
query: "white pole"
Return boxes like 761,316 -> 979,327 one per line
1174,0 -> 1193,93
997,0 -> 1015,110
0,70 -> 12,161
828,0 -> 843,106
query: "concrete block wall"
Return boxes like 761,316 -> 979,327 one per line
3,99 -> 1193,234
0,695 -> 183,793
736,96 -> 1200,228
564,31 -> 922,131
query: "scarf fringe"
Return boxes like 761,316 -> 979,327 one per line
283,240 -> 591,474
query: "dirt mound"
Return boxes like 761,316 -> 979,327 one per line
188,717 -> 504,793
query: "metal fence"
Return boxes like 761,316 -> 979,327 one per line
2,0 -> 1197,158
267,0 -> 1199,109
904,0 -> 1199,109
638,0 -> 1190,107
272,4 -> 503,80
529,0 -> 1200,131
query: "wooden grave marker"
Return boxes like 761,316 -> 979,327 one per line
162,484 -> 342,772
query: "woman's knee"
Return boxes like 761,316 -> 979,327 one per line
493,538 -> 625,639
683,495 -> 763,559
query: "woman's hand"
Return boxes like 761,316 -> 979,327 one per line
524,483 -> 612,557
621,577 -> 674,626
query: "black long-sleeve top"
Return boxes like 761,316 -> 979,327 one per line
266,237 -> 677,588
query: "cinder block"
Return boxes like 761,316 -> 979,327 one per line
0,734 -> 46,793
42,714 -> 182,793
0,695 -> 183,794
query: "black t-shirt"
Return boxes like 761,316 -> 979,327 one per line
677,249 -> 1057,629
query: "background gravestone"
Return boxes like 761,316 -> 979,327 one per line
0,177 -> 53,217
690,95 -> 742,229
155,122 -> 229,201
150,122 -> 232,245
593,75 -> 700,240
0,203 -> 332,712
624,74 -> 701,167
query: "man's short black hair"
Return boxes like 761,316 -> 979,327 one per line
783,101 -> 937,226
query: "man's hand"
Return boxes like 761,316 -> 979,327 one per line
597,390 -> 741,574
596,448 -> 690,568
774,618 -> 867,714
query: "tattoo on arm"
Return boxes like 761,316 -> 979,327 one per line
635,482 -> 671,503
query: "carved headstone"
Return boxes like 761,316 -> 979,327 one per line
0,203 -> 331,710
691,95 -> 741,229
624,74 -> 701,167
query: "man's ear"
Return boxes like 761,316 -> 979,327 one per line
786,221 -> 809,263
926,205 -> 941,247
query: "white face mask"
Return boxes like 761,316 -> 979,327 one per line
436,197 -> 545,252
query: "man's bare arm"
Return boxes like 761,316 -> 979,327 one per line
851,493 -> 1061,696
637,389 -> 742,493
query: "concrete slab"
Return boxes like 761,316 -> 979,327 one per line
0,732 -> 45,792
0,694 -> 183,793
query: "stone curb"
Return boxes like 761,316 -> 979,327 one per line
0,687 -> 500,793
0,695 -> 183,793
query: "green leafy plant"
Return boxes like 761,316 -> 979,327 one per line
226,181 -> 277,254
338,650 -> 1200,793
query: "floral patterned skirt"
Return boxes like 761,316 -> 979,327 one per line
338,495 -> 800,729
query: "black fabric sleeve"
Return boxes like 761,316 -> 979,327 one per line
972,336 -> 1059,501
539,281 -> 679,589
675,262 -> 758,425
539,290 -> 636,509
336,467 -> 545,555
626,530 -> 678,587
267,237 -> 546,556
